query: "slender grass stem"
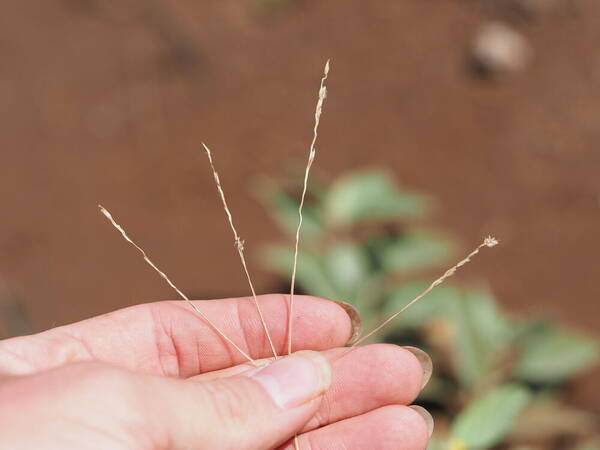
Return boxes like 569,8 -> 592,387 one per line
202,143 -> 279,359
352,237 -> 498,347
99,205 -> 256,365
288,59 -> 330,356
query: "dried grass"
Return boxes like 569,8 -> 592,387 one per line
352,236 -> 498,346
288,59 -> 330,357
202,143 -> 279,359
99,60 -> 499,449
98,205 -> 256,365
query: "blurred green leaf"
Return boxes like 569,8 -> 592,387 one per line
257,182 -> 323,237
426,438 -> 449,450
515,323 -> 599,384
451,290 -> 513,387
451,300 -> 484,386
464,290 -> 513,348
323,170 -> 429,226
259,167 -> 599,450
450,384 -> 532,449
382,281 -> 462,329
375,231 -> 454,274
325,242 -> 372,301
262,245 -> 340,299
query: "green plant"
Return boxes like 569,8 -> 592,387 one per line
259,168 -> 599,450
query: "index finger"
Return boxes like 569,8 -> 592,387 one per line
0,294 -> 359,377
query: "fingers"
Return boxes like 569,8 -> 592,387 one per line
301,344 -> 429,433
164,348 -> 429,450
0,353 -> 334,450
0,294 -> 356,376
159,351 -> 333,450
279,405 -> 432,450
192,344 -> 429,433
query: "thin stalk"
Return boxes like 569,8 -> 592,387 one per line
202,143 -> 279,359
288,59 -> 330,356
352,236 -> 498,347
99,205 -> 255,365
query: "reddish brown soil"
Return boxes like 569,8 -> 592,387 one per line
1,0 -> 598,400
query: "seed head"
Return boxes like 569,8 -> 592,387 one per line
484,236 -> 499,247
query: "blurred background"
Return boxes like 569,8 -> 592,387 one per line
1,0 -> 599,448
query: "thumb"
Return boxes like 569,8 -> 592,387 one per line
161,351 -> 331,450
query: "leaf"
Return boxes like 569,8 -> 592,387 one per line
323,170 -> 429,226
450,290 -> 513,387
463,290 -> 513,349
382,281 -> 462,330
262,245 -> 341,299
515,323 -> 599,384
257,182 -> 323,237
375,231 -> 455,274
427,438 -> 450,450
324,242 -> 372,301
380,285 -> 513,385
380,286 -> 512,387
450,384 -> 532,449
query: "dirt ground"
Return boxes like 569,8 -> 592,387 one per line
1,0 -> 599,402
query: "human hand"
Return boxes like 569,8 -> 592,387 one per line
0,294 -> 433,449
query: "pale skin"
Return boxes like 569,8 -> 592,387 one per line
0,294 -> 431,449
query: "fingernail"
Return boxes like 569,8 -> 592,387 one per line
250,350 -> 331,409
409,405 -> 434,437
403,346 -> 433,389
332,300 -> 363,345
